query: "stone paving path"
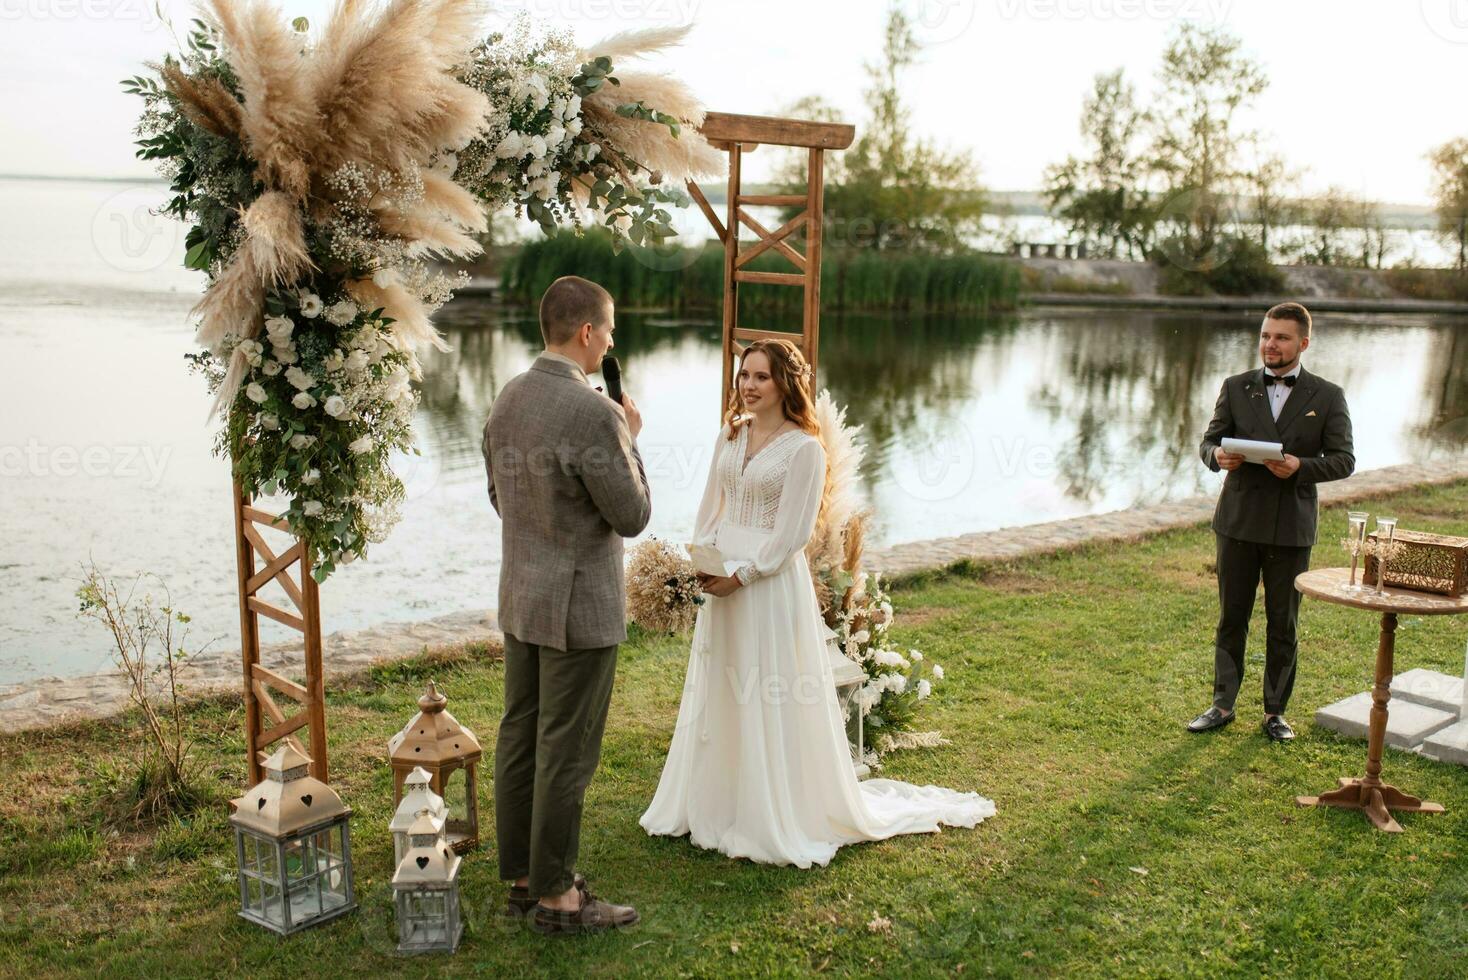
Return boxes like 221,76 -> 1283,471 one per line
5,459 -> 1467,735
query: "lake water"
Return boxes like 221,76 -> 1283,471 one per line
3,178 -> 1467,684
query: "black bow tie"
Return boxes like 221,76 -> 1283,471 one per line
1263,373 -> 1297,388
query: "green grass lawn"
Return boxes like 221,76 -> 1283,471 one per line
5,483 -> 1468,977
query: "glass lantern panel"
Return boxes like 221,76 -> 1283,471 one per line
245,877 -> 264,913
285,836 -> 314,882
441,768 -> 469,825
256,840 -> 279,882
313,829 -> 341,868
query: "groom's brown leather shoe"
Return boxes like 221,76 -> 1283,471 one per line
531,887 -> 639,935
506,873 -> 586,918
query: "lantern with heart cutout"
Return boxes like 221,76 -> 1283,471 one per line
229,744 -> 355,935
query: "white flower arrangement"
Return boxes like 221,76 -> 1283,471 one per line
833,571 -> 950,760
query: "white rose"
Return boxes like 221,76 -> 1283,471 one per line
526,158 -> 547,179
371,267 -> 397,289
323,395 -> 347,418
889,673 -> 907,694
292,391 -> 316,410
299,293 -> 323,318
261,359 -> 282,376
301,468 -> 320,485
325,299 -> 358,327
264,316 -> 294,345
348,435 -> 374,454
345,349 -> 370,374
323,349 -> 345,372
563,94 -> 581,120
302,500 -> 324,517
545,123 -> 565,148
852,629 -> 870,645
494,132 -> 526,159
909,650 -> 923,662
931,664 -> 944,681
238,339 -> 264,366
259,413 -> 279,431
527,134 -> 547,160
351,327 -> 379,354
284,366 -> 314,391
917,679 -> 932,700
272,346 -> 298,365
289,433 -> 316,449
245,382 -> 268,404
566,117 -> 583,138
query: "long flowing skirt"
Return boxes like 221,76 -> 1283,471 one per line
639,522 -> 995,868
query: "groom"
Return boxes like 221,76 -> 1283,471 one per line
482,275 -> 651,934
1189,302 -> 1355,741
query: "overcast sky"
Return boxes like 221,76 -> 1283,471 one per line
1,0 -> 1464,203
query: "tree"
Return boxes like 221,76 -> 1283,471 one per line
1428,137 -> 1468,271
1148,23 -> 1267,265
1242,136 -> 1302,257
1043,69 -> 1156,259
1295,187 -> 1366,266
787,5 -> 985,252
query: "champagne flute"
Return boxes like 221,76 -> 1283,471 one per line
1373,517 -> 1398,594
1344,511 -> 1369,590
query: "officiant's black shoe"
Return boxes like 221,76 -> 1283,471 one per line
1262,715 -> 1295,742
507,874 -> 585,918
531,888 -> 639,935
1186,706 -> 1234,733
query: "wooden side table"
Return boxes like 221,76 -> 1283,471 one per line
1294,567 -> 1468,833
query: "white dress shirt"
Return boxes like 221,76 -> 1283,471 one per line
1265,363 -> 1302,421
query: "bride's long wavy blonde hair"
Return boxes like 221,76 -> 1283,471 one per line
723,339 -> 821,440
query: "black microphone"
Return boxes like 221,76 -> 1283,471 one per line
601,355 -> 623,405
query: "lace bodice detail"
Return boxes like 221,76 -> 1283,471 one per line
691,425 -> 827,588
717,427 -> 811,531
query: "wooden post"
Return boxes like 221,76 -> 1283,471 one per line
804,146 -> 825,387
232,481 -> 329,784
721,142 -> 742,418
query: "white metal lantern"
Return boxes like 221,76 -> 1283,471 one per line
824,625 -> 869,778
392,812 -> 463,954
229,745 -> 356,935
389,766 -> 448,865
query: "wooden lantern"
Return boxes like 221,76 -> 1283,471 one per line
388,681 -> 482,853
229,745 -> 355,935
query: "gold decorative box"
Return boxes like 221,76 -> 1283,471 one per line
1363,529 -> 1468,596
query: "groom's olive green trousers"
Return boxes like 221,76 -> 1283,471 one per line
495,633 -> 619,899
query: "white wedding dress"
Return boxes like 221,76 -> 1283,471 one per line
639,425 -> 995,868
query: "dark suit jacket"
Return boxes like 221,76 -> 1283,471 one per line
1199,366 -> 1355,547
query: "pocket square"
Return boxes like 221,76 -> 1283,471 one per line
1305,410 -> 1317,417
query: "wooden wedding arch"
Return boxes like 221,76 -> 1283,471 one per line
231,111 -> 854,784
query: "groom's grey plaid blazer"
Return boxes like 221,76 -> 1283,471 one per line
482,354 -> 652,651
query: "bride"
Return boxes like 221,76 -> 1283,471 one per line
639,339 -> 995,868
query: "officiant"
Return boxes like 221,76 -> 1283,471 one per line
1188,302 -> 1355,741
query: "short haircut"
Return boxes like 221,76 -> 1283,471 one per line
1264,301 -> 1312,338
539,276 -> 613,346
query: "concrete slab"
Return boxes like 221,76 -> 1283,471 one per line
1422,719 -> 1468,766
1389,668 -> 1465,715
1313,691 -> 1458,749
